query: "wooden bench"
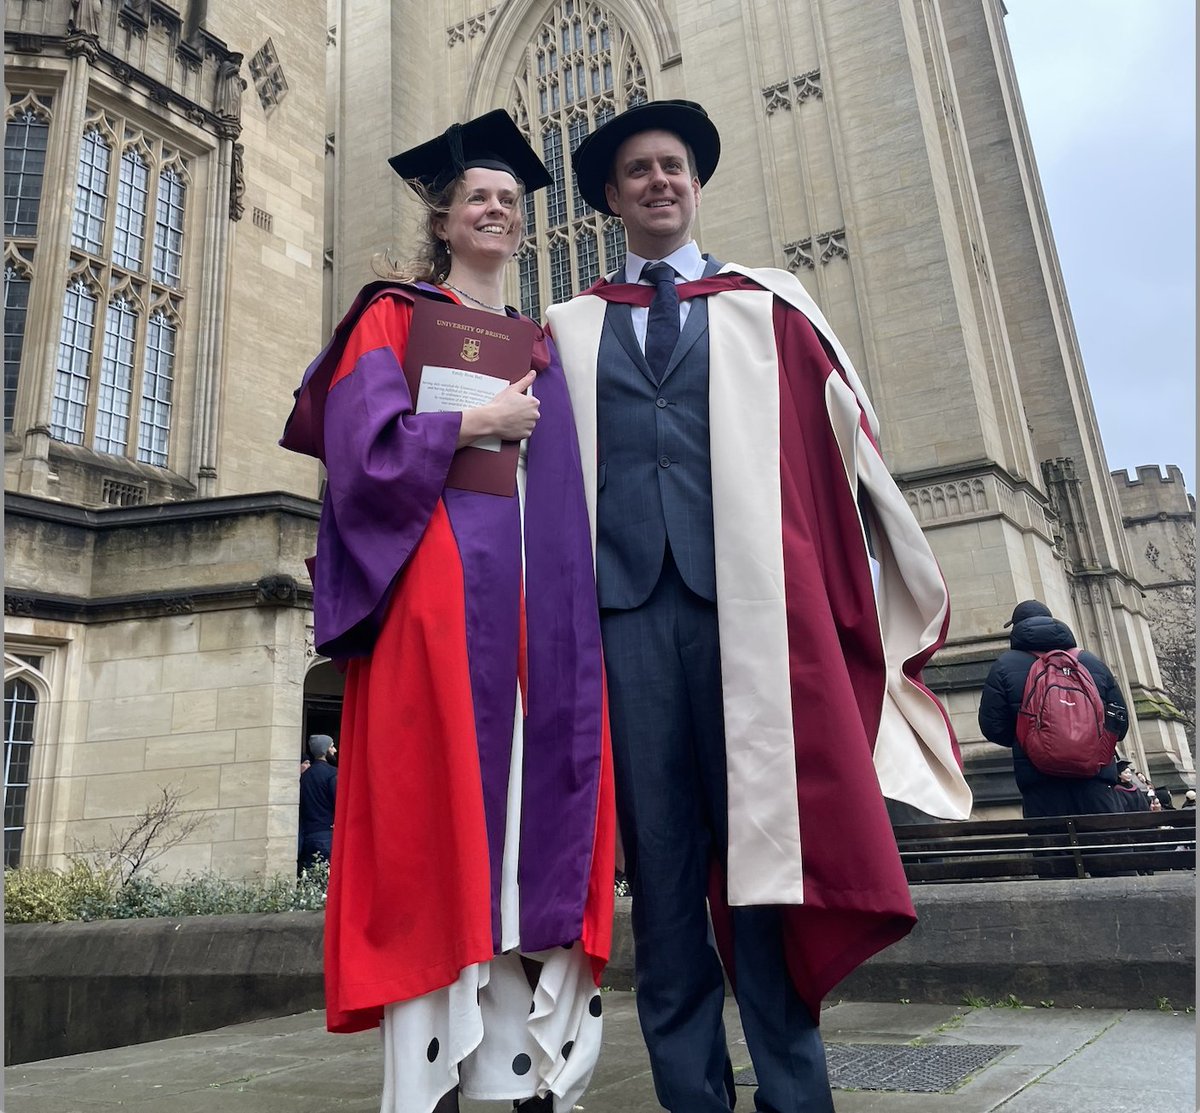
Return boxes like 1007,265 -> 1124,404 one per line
894,810 -> 1196,883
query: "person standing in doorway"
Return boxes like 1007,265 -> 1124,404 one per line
298,733 -> 337,873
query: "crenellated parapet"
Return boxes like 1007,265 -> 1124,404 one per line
1111,464 -> 1196,522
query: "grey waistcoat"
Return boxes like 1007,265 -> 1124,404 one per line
594,260 -> 721,610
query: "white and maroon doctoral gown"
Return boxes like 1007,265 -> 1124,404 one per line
546,264 -> 972,1020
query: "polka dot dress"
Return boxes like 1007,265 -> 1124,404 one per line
377,442 -> 604,1113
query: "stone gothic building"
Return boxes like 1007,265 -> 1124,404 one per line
4,0 -> 1192,879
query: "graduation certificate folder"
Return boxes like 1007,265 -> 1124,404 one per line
405,296 -> 536,496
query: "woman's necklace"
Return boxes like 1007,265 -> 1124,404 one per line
443,281 -> 506,313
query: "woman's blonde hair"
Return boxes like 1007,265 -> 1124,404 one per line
373,171 -> 526,284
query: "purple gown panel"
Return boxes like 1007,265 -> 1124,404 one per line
316,344 -> 460,659
518,338 -> 604,950
443,486 -> 522,950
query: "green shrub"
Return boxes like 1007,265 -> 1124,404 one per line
4,861 -> 118,923
4,858 -> 329,924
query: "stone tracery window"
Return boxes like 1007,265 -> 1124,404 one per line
95,293 -> 138,454
113,145 -> 151,271
5,95 -> 53,239
72,123 -> 113,254
52,109 -> 190,467
4,259 -> 32,433
52,274 -> 98,444
138,306 -> 177,466
512,1 -> 650,313
152,163 -> 187,287
4,652 -> 46,869
6,94 -> 55,434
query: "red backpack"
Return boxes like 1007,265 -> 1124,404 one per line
1016,649 -> 1116,778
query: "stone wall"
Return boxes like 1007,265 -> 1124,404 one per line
5,493 -> 319,878
6,874 -> 1193,1064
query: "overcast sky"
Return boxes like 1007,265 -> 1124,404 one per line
1002,0 -> 1195,490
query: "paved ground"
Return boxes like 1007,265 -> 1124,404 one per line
5,995 -> 1195,1113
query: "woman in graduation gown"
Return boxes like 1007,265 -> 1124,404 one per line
280,110 -> 615,1113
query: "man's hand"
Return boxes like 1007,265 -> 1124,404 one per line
457,370 -> 539,446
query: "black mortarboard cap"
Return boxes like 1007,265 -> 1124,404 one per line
388,109 -> 552,195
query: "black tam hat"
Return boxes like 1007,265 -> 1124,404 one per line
388,109 -> 552,195
571,99 -> 721,216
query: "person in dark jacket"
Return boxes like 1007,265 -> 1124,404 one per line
298,733 -> 338,874
978,600 -> 1130,818
1113,760 -> 1152,813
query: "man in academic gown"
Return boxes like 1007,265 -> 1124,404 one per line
545,99 -> 972,1113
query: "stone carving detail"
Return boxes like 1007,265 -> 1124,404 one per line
761,81 -> 791,115
305,623 -> 318,659
762,69 -> 822,115
448,8 -> 496,47
905,478 -> 989,523
229,142 -> 245,221
940,87 -> 958,129
327,25 -> 337,47
216,55 -> 246,126
249,38 -> 289,113
783,229 -> 848,272
70,0 -> 104,37
4,594 -> 36,617
818,228 -> 848,264
971,239 -> 989,281
256,575 -> 299,606
793,69 -> 822,102
783,238 -> 815,271
118,0 -> 148,36
163,596 -> 194,614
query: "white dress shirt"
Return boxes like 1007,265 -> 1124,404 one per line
623,240 -> 705,351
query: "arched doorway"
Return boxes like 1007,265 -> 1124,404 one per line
301,659 -> 344,759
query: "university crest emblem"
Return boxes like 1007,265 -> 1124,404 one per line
461,338 -> 481,362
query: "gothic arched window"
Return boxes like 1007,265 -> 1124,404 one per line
512,1 -> 650,313
54,110 -> 190,466
4,656 -> 42,869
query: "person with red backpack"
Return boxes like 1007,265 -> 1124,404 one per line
978,600 -> 1130,817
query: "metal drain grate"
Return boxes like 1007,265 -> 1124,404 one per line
733,1043 -> 1015,1093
